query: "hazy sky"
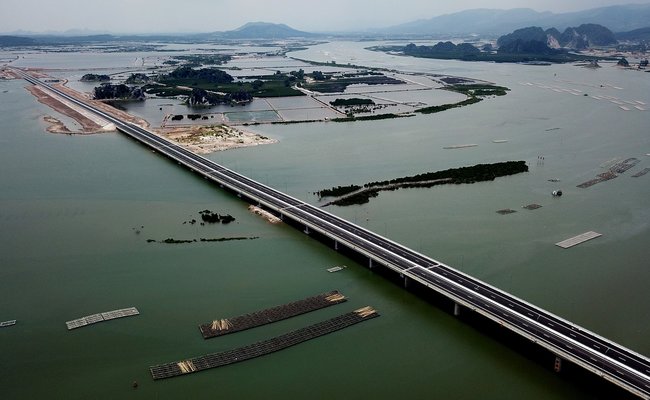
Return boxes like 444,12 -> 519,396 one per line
2,0 -> 649,33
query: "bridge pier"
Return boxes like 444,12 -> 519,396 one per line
19,72 -> 648,400
334,240 -> 339,251
403,275 -> 410,289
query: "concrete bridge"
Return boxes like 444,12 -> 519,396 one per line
16,70 -> 650,399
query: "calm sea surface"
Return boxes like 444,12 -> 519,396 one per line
0,41 -> 648,399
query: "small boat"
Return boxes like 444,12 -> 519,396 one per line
0,320 -> 16,327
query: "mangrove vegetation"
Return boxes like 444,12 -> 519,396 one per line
416,84 -> 509,114
148,236 -> 258,244
319,161 -> 528,206
81,74 -> 110,82
330,98 -> 375,107
199,209 -> 236,224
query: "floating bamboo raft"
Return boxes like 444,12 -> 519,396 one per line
632,168 -> 650,178
199,291 -> 346,339
555,231 -> 602,249
578,158 -> 640,188
151,307 -> 379,380
0,320 -> 16,327
65,307 -> 139,330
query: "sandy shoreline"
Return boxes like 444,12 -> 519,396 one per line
17,69 -> 276,152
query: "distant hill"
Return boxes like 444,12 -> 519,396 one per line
553,24 -> 617,49
616,27 -> 650,41
0,35 -> 36,46
0,33 -> 187,46
219,22 -> 316,39
0,23 -> 316,46
497,27 -> 548,47
497,24 -> 617,52
382,4 -> 650,35
383,8 -> 551,36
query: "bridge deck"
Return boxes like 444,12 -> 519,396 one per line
66,307 -> 139,330
17,70 -> 650,399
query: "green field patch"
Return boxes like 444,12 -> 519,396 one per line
305,75 -> 403,93
330,98 -> 375,107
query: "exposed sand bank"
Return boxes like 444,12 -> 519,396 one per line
248,205 -> 282,224
19,70 -> 277,152
153,125 -> 277,154
0,68 -> 20,80
26,85 -> 109,134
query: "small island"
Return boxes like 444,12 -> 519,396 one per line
371,24 -> 617,64
81,74 -> 110,82
318,161 -> 528,206
93,83 -> 145,101
316,185 -> 362,198
199,209 -> 236,224
125,73 -> 150,84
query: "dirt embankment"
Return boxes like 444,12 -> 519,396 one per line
18,70 -> 148,134
20,70 -> 276,152
153,125 -> 277,154
26,85 -> 106,134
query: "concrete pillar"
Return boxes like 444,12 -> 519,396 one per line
453,302 -> 461,316
404,276 -> 409,289
304,226 -> 310,235
334,241 -> 339,251
554,356 -> 562,373
369,258 -> 373,269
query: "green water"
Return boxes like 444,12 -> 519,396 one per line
1,42 -> 649,399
